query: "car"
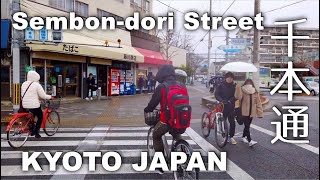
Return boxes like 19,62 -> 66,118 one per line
269,79 -> 279,89
305,81 -> 319,96
278,81 -> 319,96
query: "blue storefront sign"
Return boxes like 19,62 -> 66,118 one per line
25,26 -> 35,40
1,20 -> 10,49
39,28 -> 48,42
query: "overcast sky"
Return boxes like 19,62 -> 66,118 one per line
152,0 -> 319,54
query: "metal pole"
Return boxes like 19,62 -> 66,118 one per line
12,0 -> 21,113
214,50 -> 217,76
252,0 -> 261,91
44,59 -> 47,93
226,30 -> 230,62
207,0 -> 212,81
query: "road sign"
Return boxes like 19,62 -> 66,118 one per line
25,26 -> 34,40
218,45 -> 246,53
39,28 -> 48,42
230,38 -> 252,46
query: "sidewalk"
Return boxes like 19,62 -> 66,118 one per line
1,95 -> 151,128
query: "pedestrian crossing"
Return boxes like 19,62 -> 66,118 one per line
1,126 -> 232,179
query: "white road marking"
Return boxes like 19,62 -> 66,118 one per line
186,128 -> 254,180
251,124 -> 319,155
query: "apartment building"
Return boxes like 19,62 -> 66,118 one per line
236,27 -> 319,65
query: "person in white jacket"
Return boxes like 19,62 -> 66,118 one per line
21,71 -> 52,138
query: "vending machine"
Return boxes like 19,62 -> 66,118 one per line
125,70 -> 134,95
119,70 -> 126,95
108,69 -> 120,96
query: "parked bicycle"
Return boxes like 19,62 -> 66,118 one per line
201,101 -> 229,148
145,109 -> 199,180
6,99 -> 61,148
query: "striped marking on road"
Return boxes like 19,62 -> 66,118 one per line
1,149 -> 207,159
251,124 -> 319,155
185,128 -> 254,180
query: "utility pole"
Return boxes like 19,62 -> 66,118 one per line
213,50 -> 217,76
12,0 -> 21,113
226,30 -> 230,62
252,0 -> 261,91
207,0 -> 212,82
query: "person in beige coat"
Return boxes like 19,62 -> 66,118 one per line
235,79 -> 263,147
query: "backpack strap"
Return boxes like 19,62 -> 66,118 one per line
21,82 -> 34,106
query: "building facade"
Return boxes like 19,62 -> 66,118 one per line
236,27 -> 319,66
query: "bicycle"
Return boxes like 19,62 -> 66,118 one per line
6,99 -> 61,148
145,110 -> 199,180
201,101 -> 229,148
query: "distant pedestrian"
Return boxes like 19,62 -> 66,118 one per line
86,73 -> 96,100
138,75 -> 145,94
147,72 -> 153,94
235,79 -> 263,147
152,76 -> 156,92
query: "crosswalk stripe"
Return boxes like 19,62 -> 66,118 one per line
1,139 -> 197,147
1,126 -> 224,178
251,124 -> 319,155
185,128 -> 254,180
1,149 -> 207,159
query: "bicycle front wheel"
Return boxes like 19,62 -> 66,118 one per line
201,112 -> 211,138
173,140 -> 199,180
214,115 -> 229,148
147,127 -> 155,163
7,117 -> 30,148
43,110 -> 60,136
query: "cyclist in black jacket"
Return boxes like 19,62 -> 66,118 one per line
215,72 -> 237,145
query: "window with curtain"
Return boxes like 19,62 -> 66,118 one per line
49,0 -> 74,11
75,1 -> 89,17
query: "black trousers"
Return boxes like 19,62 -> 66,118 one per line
87,86 -> 93,97
242,117 -> 253,142
153,122 -> 181,152
29,107 -> 43,134
224,113 -> 235,138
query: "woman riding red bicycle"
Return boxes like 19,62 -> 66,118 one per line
20,71 -> 52,138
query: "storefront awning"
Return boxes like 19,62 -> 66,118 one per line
26,32 -> 144,63
134,47 -> 172,65
1,20 -> 10,49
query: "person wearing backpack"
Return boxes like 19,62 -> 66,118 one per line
21,71 -> 52,138
235,79 -> 263,147
215,72 -> 237,145
144,64 -> 191,175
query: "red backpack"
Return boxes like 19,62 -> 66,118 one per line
160,82 -> 192,135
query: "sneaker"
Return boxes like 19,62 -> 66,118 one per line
249,140 -> 257,147
155,168 -> 164,175
230,137 -> 237,145
90,97 -> 93,100
30,131 -> 35,136
85,97 -> 89,100
242,137 -> 249,143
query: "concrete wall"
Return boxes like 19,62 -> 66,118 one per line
169,46 -> 187,68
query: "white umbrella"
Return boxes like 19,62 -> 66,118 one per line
175,69 -> 188,77
220,62 -> 258,72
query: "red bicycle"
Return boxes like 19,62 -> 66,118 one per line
201,101 -> 229,148
6,99 -> 61,148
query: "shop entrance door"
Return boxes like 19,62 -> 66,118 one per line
64,65 -> 80,97
1,65 -> 10,100
97,66 -> 108,96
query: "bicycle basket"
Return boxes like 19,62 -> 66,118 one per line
48,99 -> 61,110
144,110 -> 160,126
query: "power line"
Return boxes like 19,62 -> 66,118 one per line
191,0 -> 237,51
264,0 -> 308,14
155,0 -> 184,14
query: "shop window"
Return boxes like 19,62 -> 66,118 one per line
1,66 -> 10,100
75,1 -> 89,17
